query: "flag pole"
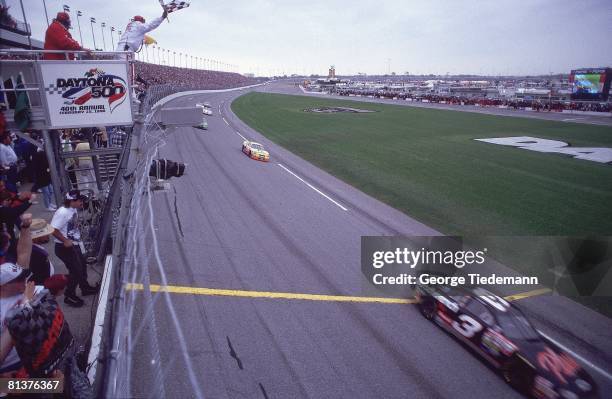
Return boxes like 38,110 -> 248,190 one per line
42,0 -> 50,27
159,0 -> 169,22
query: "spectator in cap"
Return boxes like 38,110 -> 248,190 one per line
51,190 -> 98,308
116,10 -> 167,53
43,12 -> 89,60
0,213 -> 35,375
28,219 -> 55,285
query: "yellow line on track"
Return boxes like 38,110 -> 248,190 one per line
125,283 -> 550,304
503,288 -> 552,302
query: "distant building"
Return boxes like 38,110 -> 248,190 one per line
328,65 -> 336,79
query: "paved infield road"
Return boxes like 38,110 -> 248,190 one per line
127,83 -> 612,398
258,80 -> 612,126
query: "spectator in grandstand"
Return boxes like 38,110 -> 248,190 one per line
51,190 -> 98,308
13,135 -> 36,185
32,146 -> 56,211
43,12 -> 89,60
116,10 -> 168,53
0,188 -> 34,244
109,127 -> 128,148
133,61 -> 259,90
93,126 -> 109,148
28,219 -> 55,285
0,131 -> 19,192
4,281 -> 75,382
0,213 -> 33,375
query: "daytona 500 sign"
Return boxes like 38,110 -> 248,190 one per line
39,61 -> 133,128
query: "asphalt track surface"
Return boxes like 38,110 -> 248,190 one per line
129,82 -> 612,398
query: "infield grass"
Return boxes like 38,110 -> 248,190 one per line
232,92 -> 612,236
232,92 -> 612,314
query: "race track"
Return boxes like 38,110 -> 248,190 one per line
128,82 -> 612,398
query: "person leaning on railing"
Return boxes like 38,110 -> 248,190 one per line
43,12 -> 91,60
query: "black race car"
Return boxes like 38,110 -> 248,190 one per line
415,283 -> 598,398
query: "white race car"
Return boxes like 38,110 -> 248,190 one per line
196,103 -> 213,115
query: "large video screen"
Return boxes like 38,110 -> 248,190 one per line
573,73 -> 603,94
571,69 -> 610,101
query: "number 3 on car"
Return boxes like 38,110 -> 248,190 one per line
452,314 -> 483,338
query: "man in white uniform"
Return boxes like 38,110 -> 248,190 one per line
116,10 -> 168,53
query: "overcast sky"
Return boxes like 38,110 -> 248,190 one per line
9,0 -> 612,76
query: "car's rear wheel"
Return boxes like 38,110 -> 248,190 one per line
419,296 -> 436,320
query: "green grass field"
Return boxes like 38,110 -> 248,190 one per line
232,92 -> 612,236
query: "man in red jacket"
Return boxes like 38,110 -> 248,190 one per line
43,12 -> 88,60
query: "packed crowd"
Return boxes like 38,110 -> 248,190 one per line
0,114 -> 101,395
134,61 -> 260,90
0,105 -> 127,395
334,89 -> 612,113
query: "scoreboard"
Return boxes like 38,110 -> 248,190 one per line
569,68 -> 611,101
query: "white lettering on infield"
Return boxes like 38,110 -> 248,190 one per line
475,136 -> 612,164
278,163 -> 348,211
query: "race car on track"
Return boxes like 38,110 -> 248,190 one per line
242,140 -> 270,162
196,103 -> 213,115
414,282 -> 598,398
194,117 -> 208,130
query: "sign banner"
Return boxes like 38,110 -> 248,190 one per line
39,61 -> 133,129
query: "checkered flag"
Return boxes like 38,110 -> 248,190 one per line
63,4 -> 70,12
163,0 -> 190,13
45,83 -> 69,95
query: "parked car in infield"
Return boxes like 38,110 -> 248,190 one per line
414,283 -> 598,399
242,140 -> 270,162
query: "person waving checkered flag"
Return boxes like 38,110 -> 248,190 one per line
163,0 -> 190,14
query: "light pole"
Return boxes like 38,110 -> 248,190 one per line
110,27 -> 115,49
173,51 -> 176,67
90,17 -> 97,50
145,45 -> 149,62
157,47 -> 161,65
76,11 -> 84,45
100,22 -> 107,51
